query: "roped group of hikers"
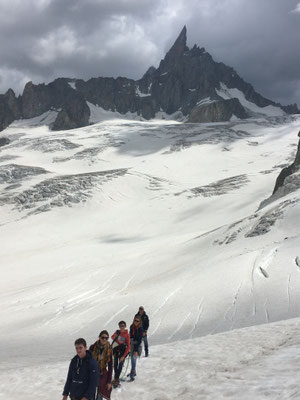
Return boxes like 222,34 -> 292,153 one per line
62,306 -> 150,400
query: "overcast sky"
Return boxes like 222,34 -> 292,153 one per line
1,0 -> 300,106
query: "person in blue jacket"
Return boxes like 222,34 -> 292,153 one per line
62,338 -> 99,400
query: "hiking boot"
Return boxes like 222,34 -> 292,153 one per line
112,378 -> 119,388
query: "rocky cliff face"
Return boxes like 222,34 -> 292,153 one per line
0,26 -> 298,131
188,98 -> 248,123
0,89 -> 21,131
273,131 -> 300,194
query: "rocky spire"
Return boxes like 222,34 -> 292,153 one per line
165,25 -> 188,60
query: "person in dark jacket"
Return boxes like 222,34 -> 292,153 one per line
89,330 -> 112,400
62,338 -> 99,400
111,321 -> 130,388
128,315 -> 143,381
135,306 -> 149,357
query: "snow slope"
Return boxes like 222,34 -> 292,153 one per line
216,83 -> 285,117
0,318 -> 300,399
0,114 -> 300,398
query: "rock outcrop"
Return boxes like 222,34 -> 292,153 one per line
0,26 -> 299,131
0,137 -> 10,147
188,98 -> 248,123
273,131 -> 300,194
0,89 -> 21,131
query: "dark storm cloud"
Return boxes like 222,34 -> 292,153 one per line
0,0 -> 300,106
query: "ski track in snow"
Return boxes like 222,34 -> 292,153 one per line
149,318 -> 162,337
152,287 -> 182,317
224,282 -> 243,323
168,311 -> 192,341
189,297 -> 205,338
264,297 -> 270,323
287,273 -> 292,313
123,273 -> 136,290
104,304 -> 129,326
257,247 -> 278,277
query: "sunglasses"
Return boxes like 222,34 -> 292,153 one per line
134,320 -> 139,323
100,336 -> 109,340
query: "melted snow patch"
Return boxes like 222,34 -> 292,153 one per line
68,81 -> 76,90
135,86 -> 151,97
196,97 -> 216,106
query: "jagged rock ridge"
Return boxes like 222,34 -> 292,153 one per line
0,26 -> 298,131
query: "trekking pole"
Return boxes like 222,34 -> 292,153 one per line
120,353 -> 130,381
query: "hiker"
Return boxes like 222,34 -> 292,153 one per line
111,320 -> 130,387
136,306 -> 149,357
128,314 -> 143,381
62,338 -> 99,400
89,330 -> 112,400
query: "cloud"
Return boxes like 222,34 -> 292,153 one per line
0,0 -> 299,107
291,2 -> 300,12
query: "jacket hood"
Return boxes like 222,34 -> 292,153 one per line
72,349 -> 93,362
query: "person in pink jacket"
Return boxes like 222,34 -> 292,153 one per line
111,321 -> 130,387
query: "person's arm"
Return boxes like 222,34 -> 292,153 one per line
133,327 -> 143,352
111,331 -> 119,344
144,315 -> 149,332
111,331 -> 117,341
62,361 -> 72,397
123,332 -> 131,357
83,359 -> 99,399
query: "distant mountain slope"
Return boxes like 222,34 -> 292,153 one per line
0,26 -> 299,132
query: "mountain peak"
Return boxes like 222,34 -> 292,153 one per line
166,25 -> 188,59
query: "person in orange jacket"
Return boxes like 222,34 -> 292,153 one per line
111,321 -> 130,387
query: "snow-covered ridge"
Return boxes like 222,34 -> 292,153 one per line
216,82 -> 285,117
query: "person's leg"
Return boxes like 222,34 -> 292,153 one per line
96,393 -> 103,400
138,344 -> 142,357
113,354 -> 118,376
143,335 -> 149,356
130,353 -> 137,379
115,358 -> 124,380
112,354 -> 120,387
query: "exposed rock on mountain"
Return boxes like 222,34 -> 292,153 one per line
0,26 -> 298,131
0,164 -> 49,184
259,131 -> 300,209
272,131 -> 300,194
0,89 -> 21,131
0,137 -> 10,147
188,98 -> 248,123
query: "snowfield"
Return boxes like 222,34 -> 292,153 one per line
0,113 -> 300,399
